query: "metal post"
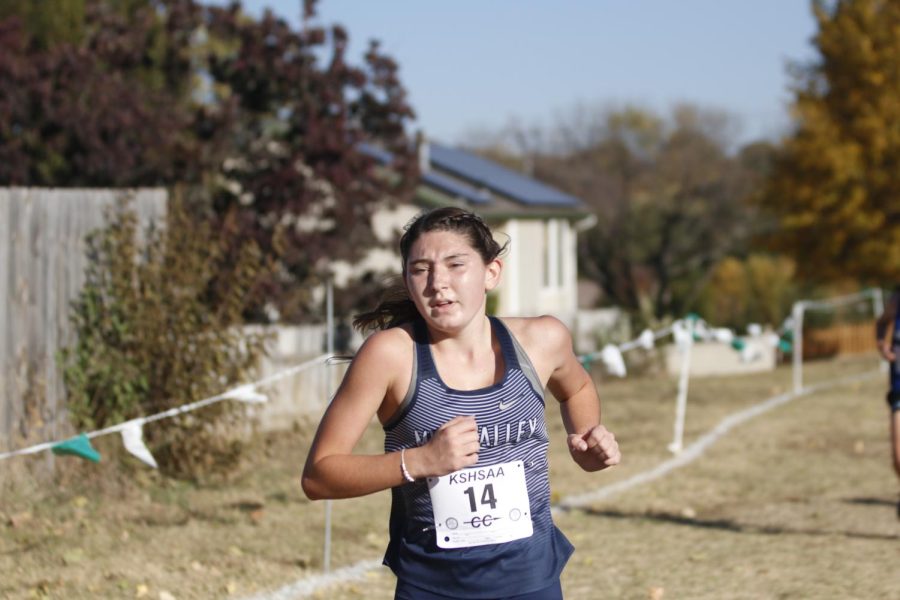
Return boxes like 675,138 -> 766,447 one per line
323,276 -> 335,572
792,301 -> 805,394
326,277 -> 335,356
872,287 -> 889,374
668,319 -> 694,454
873,287 -> 884,318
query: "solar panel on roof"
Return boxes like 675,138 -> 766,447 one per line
422,171 -> 492,204
429,143 -> 582,207
359,142 -> 491,204
357,140 -> 584,209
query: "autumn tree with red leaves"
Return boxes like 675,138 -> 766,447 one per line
0,0 -> 419,321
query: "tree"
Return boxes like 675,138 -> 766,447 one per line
0,0 -> 419,320
0,0 -> 86,48
203,2 -> 418,321
758,0 -> 900,283
698,254 -> 798,330
0,2 -> 197,185
523,104 -> 764,323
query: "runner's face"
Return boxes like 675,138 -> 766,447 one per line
405,230 -> 500,333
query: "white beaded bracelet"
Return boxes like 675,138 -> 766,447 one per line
400,448 -> 415,483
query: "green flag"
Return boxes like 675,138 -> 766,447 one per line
52,434 -> 101,463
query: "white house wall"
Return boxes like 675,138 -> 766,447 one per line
329,203 -> 420,287
562,220 -> 578,315
494,219 -> 578,326
538,219 -> 578,323
495,219 -> 538,317
372,204 -> 421,244
496,219 -> 520,315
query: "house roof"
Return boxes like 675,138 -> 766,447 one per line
428,143 -> 582,209
361,141 -> 588,219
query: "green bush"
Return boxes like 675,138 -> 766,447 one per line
59,193 -> 269,481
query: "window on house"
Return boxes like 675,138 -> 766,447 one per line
557,222 -> 565,289
543,219 -> 563,289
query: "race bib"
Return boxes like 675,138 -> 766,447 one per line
427,460 -> 533,549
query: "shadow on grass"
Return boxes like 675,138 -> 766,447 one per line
565,505 -> 900,542
844,496 -> 896,508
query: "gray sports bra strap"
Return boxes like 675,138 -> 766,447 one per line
382,328 -> 419,431
493,318 -> 545,401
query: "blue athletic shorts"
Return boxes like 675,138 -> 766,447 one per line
888,390 -> 900,412
394,579 -> 564,600
889,361 -> 900,412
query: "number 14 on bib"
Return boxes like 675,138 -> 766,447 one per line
427,460 -> 533,549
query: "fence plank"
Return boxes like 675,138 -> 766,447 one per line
0,188 -> 167,453
803,321 -> 876,359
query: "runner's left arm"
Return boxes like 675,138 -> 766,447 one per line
540,316 -> 621,472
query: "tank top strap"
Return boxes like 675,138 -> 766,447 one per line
488,315 -> 521,371
491,317 -> 546,400
412,317 -> 439,380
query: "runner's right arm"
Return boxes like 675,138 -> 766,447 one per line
301,329 -> 478,500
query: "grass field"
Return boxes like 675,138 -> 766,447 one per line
2,354 -> 898,599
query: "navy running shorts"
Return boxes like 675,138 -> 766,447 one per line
394,578 -> 564,600
890,360 -> 900,412
888,390 -> 900,412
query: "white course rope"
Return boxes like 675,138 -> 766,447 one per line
558,368 -> 879,509
579,323 -> 674,366
619,324 -> 674,353
0,353 -> 330,462
240,559 -> 383,600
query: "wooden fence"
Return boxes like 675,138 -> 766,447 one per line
0,188 -> 167,454
803,320 -> 877,359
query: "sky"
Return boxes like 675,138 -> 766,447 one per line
225,0 -> 820,147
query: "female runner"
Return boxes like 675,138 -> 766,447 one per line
302,207 -> 620,599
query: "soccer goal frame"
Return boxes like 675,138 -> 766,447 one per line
790,288 -> 884,394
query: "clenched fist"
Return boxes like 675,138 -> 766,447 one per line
406,416 -> 480,479
567,424 -> 620,472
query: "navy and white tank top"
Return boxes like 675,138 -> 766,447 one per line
382,316 -> 573,598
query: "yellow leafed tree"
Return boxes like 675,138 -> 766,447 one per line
759,0 -> 900,282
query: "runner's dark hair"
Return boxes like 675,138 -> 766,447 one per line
353,206 -> 507,332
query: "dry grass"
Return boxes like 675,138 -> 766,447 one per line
2,355 -> 898,599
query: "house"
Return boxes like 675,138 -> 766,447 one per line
333,141 -> 595,330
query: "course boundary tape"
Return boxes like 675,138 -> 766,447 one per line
558,369 -> 877,508
239,559 -> 382,600
241,368 -> 880,599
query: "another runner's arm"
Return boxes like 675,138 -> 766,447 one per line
540,316 -> 620,472
301,329 -> 411,500
876,291 -> 900,361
